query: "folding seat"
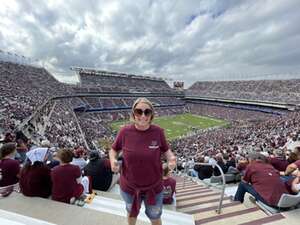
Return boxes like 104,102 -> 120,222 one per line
255,192 -> 300,215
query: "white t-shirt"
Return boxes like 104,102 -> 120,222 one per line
71,158 -> 87,170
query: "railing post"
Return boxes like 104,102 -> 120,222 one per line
196,162 -> 226,214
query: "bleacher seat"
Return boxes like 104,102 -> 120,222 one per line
256,192 -> 300,215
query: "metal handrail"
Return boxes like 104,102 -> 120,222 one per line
193,162 -> 226,214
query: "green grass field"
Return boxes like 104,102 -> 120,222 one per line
110,113 -> 228,140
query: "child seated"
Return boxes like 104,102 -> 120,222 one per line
51,149 -> 88,205
162,163 -> 176,204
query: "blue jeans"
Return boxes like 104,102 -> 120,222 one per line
280,175 -> 295,183
234,181 -> 269,205
120,189 -> 163,220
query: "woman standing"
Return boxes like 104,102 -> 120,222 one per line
109,98 -> 176,225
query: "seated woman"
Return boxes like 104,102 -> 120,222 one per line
0,143 -> 20,187
213,153 -> 229,176
236,155 -> 249,176
19,147 -> 52,198
51,149 -> 85,204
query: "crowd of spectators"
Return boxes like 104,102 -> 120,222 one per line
73,96 -> 185,110
79,72 -> 177,94
188,103 -> 276,123
187,79 -> 300,104
0,140 -> 115,206
0,62 -> 71,134
171,111 -> 300,160
2,61 -> 300,211
172,110 -> 300,199
43,99 -> 86,148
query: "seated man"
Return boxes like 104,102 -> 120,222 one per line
194,156 -> 213,180
51,149 -> 85,204
83,151 -> 115,191
162,163 -> 176,204
234,153 -> 289,207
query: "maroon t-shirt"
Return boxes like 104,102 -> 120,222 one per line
244,161 -> 288,206
51,164 -> 83,203
112,124 -> 169,194
268,157 -> 289,171
294,160 -> 300,169
20,165 -> 52,198
162,177 -> 176,204
0,158 -> 20,187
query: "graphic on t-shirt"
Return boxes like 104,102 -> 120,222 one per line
0,168 -> 2,181
163,185 -> 173,198
148,140 -> 159,149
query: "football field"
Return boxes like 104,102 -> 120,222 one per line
110,113 -> 228,140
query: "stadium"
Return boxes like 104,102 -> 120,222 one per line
1,1 -> 300,225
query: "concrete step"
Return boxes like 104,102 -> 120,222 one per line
0,192 -> 148,225
86,195 -> 194,225
0,209 -> 56,225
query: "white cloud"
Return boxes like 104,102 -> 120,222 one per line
0,0 -> 300,88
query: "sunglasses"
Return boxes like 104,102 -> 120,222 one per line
133,108 -> 153,117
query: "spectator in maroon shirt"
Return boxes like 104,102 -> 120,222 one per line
51,149 -> 84,204
282,147 -> 300,176
109,98 -> 176,225
19,147 -> 52,198
234,153 -> 289,206
0,142 -> 20,187
162,163 -> 176,204
268,149 -> 289,172
281,158 -> 300,180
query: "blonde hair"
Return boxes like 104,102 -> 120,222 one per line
130,97 -> 154,123
163,163 -> 170,177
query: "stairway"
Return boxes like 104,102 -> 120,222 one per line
175,176 -> 286,225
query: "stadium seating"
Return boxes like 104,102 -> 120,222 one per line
256,192 -> 300,215
186,79 -> 300,104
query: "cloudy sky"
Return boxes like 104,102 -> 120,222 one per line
0,0 -> 300,87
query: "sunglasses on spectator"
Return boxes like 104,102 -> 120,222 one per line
133,108 -> 153,117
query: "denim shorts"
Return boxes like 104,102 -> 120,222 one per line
120,189 -> 163,220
